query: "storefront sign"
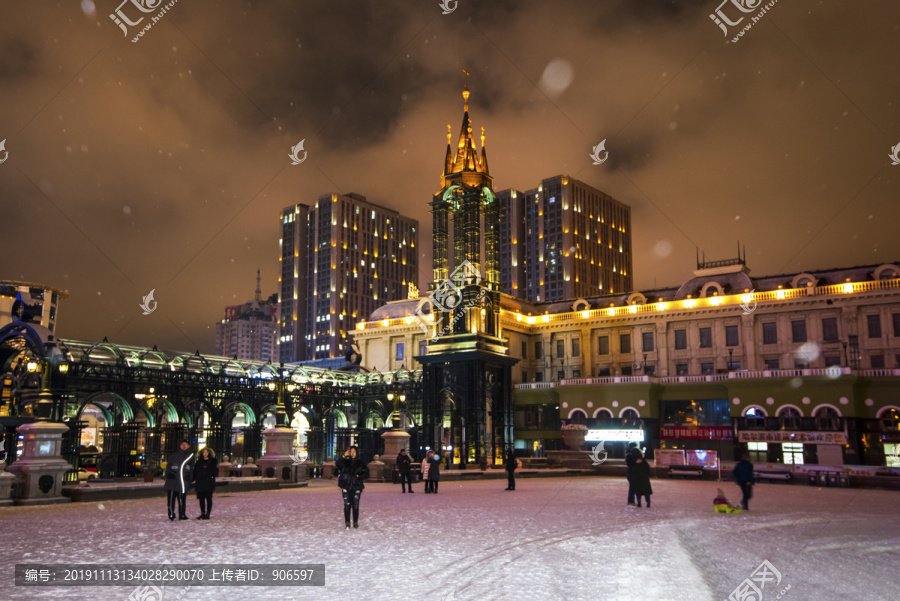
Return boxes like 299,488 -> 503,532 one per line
585,429 -> 644,442
737,431 -> 847,444
686,449 -> 718,468
655,449 -> 685,466
660,426 -> 733,440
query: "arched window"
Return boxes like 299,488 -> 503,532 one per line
777,406 -> 802,430
620,408 -> 640,428
814,406 -> 840,430
879,407 -> 900,432
569,409 -> 588,425
743,406 -> 766,429
593,408 -> 614,422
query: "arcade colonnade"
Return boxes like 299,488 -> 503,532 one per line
0,321 -> 424,479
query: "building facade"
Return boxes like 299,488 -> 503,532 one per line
214,272 -> 279,362
278,193 -> 418,363
354,260 -> 900,467
0,280 -> 68,334
497,175 -> 633,303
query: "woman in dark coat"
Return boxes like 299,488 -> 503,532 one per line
192,447 -> 217,520
336,445 -> 370,528
426,450 -> 441,494
631,450 -> 653,508
163,440 -> 195,520
625,442 -> 641,506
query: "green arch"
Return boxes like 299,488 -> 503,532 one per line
77,392 -> 133,423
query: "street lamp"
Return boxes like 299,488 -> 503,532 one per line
386,392 -> 408,430
25,338 -> 69,422
267,363 -> 290,428
728,349 -> 734,372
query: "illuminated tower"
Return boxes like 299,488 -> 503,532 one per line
417,73 -> 518,467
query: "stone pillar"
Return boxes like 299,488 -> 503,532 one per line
258,428 -> 298,483
0,461 -> 15,507
380,430 -> 411,477
580,326 -> 592,379
6,422 -> 72,505
293,461 -> 309,483
381,430 -> 409,465
367,454 -> 385,482
741,313 -> 757,371
322,457 -> 335,479
655,322 -> 669,376
217,460 -> 234,478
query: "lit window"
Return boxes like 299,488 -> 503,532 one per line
782,443 -> 804,465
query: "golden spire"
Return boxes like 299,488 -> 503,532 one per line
462,68 -> 470,111
447,124 -> 452,145
480,126 -> 485,148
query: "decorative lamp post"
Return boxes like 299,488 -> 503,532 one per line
26,339 -> 68,422
259,364 -> 300,483
381,390 -> 411,466
7,337 -> 72,504
266,363 -> 290,428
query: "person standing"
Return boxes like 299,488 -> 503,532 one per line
625,442 -> 642,506
504,449 -> 518,491
631,450 -> 653,508
426,450 -> 441,494
192,447 -> 217,520
336,445 -> 370,528
164,440 -> 195,521
421,453 -> 432,493
396,449 -> 413,493
733,454 -> 755,511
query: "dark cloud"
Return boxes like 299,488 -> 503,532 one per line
1,0 -> 899,354
0,37 -> 38,82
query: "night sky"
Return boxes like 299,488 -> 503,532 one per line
1,1 -> 898,355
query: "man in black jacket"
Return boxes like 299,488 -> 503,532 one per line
733,454 -> 755,511
625,442 -> 641,506
164,440 -> 195,520
397,449 -> 413,493
504,449 -> 518,491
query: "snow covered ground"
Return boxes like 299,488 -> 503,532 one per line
2,476 -> 898,601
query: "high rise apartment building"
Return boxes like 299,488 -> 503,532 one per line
497,175 -> 633,303
214,271 -> 278,362
279,193 -> 418,362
